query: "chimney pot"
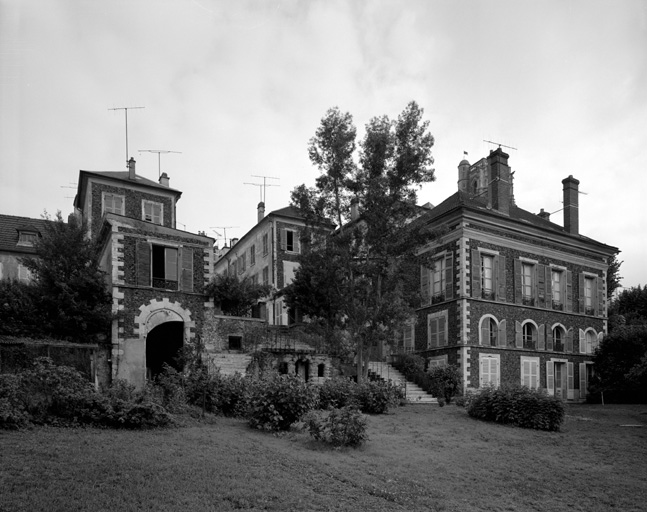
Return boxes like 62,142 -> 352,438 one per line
538,208 -> 551,221
128,157 -> 136,180
257,201 -> 265,223
159,172 -> 170,187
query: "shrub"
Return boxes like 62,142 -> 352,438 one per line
318,378 -> 357,409
427,365 -> 461,404
467,384 -> 565,431
247,374 -> 318,431
0,374 -> 31,429
185,369 -> 249,417
305,406 -> 368,447
394,354 -> 425,380
354,380 -> 402,414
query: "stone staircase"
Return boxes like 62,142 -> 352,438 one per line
211,352 -> 253,376
368,361 -> 437,404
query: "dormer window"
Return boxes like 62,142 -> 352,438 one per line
17,231 -> 38,247
142,200 -> 163,225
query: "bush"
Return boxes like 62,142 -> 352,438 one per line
0,374 -> 31,429
186,370 -> 248,417
427,365 -> 461,404
247,374 -> 318,431
354,380 -> 402,414
305,406 -> 368,447
318,378 -> 357,409
467,384 -> 565,431
394,354 -> 425,380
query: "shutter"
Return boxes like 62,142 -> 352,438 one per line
578,273 -> 585,314
522,360 -> 530,387
471,250 -> 481,298
439,315 -> 447,346
480,319 -> 489,346
496,255 -> 506,302
531,360 -> 539,389
514,259 -> 522,304
165,248 -> 178,281
546,327 -> 553,351
444,252 -> 454,300
538,324 -> 546,350
596,276 -> 604,317
498,319 -> 507,347
545,266 -> 552,309
565,270 -> 573,312
136,241 -> 151,287
180,247 -> 193,292
546,361 -> 554,395
294,233 -> 301,254
480,358 -> 487,387
596,332 -> 603,352
579,363 -> 587,399
515,320 -> 523,348
566,328 -> 573,353
491,358 -> 499,387
421,265 -> 430,306
567,362 -> 574,399
429,317 -> 438,348
280,228 -> 287,251
579,328 -> 586,354
537,264 -> 545,307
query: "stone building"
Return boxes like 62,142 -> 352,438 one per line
74,158 -> 214,387
0,214 -> 50,282
413,148 -> 617,400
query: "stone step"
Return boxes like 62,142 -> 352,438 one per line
368,361 -> 437,404
210,353 -> 252,376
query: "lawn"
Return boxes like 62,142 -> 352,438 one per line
1,403 -> 646,512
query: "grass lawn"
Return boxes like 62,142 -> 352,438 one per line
1,403 -> 646,512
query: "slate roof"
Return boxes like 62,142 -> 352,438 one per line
0,214 -> 51,254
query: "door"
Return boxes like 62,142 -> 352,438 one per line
554,362 -> 567,399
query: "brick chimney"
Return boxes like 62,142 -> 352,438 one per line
562,175 -> 580,235
257,202 -> 265,223
159,172 -> 170,187
128,157 -> 136,180
486,148 -> 511,215
537,208 -> 551,221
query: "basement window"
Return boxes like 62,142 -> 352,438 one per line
228,336 -> 242,351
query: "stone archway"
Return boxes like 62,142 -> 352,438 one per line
146,321 -> 184,379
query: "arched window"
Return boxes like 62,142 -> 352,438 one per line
480,316 -> 499,346
586,329 -> 597,354
553,325 -> 566,352
522,322 -> 537,349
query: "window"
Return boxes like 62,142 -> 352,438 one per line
317,363 -> 325,378
553,325 -> 565,352
17,231 -> 38,246
228,336 -> 242,350
580,328 -> 598,355
262,266 -> 269,286
262,233 -> 269,256
584,276 -> 594,314
421,252 -> 453,305
482,254 -> 494,298
521,356 -> 540,389
471,250 -> 505,302
136,242 -> 193,291
431,257 -> 446,298
551,269 -> 563,306
521,263 -> 535,304
522,322 -> 537,349
283,261 -> 299,286
240,253 -> 246,273
103,193 -> 124,215
251,274 -> 258,285
152,245 -> 178,289
427,310 -> 448,348
142,200 -> 163,225
281,228 -> 299,253
18,264 -> 33,283
479,353 -> 500,387
402,318 -> 415,353
480,316 -> 502,347
427,355 -> 447,369
250,245 -> 256,266
579,363 -> 594,399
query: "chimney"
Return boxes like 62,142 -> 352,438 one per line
537,208 -> 551,221
128,157 -> 136,180
457,157 -> 470,192
231,237 -> 239,247
350,198 -> 359,221
257,201 -> 265,223
562,175 -> 580,235
486,148 -> 511,215
159,172 -> 170,187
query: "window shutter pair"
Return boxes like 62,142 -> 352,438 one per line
480,357 -> 498,387
135,241 -> 193,291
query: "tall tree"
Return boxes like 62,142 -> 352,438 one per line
21,212 -> 112,342
206,273 -> 272,317
287,101 -> 436,380
606,253 -> 623,300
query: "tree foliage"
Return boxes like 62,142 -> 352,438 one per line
591,325 -> 647,403
606,253 -> 623,300
608,285 -> 647,330
205,273 -> 272,317
287,101 -> 437,379
1,212 -> 112,342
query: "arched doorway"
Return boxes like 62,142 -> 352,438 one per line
295,358 -> 310,382
146,321 -> 184,380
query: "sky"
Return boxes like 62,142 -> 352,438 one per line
1,0 -> 646,290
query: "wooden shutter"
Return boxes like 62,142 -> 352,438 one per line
579,328 -> 586,354
565,270 -> 573,312
421,265 -> 430,306
439,315 -> 447,346
294,232 -> 301,254
596,332 -> 603,352
498,319 -> 507,347
515,320 -> 523,348
180,247 -> 193,292
522,359 -> 531,387
567,362 -> 574,399
514,259 -> 522,304
546,327 -> 553,351
480,319 -> 489,346
136,241 -> 151,287
579,363 -> 587,399
537,264 -> 546,307
279,228 -> 286,251
496,255 -> 506,302
531,360 -> 539,389
596,276 -> 604,317
444,252 -> 454,300
538,324 -> 546,350
471,250 -> 481,298
429,316 -> 438,348
578,273 -> 585,314
545,267 -> 552,309
546,361 -> 554,394
566,328 -> 573,353
480,358 -> 487,386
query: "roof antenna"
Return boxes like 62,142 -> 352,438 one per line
209,226 -> 239,247
138,149 -> 182,178
483,139 -> 517,151
109,106 -> 145,167
244,175 -> 279,203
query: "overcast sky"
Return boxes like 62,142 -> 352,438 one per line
1,0 -> 646,289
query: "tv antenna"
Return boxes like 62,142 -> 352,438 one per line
483,139 -> 517,151
244,175 -> 279,203
138,149 -> 182,178
210,226 -> 238,246
109,106 -> 145,167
